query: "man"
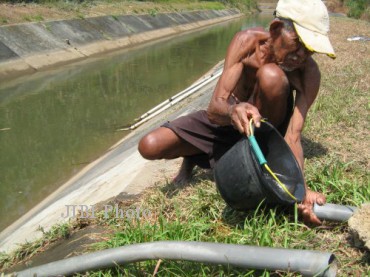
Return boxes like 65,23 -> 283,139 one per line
138,0 -> 336,225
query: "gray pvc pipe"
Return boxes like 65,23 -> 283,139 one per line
15,241 -> 336,277
314,203 -> 357,222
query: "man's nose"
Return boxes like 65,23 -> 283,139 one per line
297,46 -> 306,57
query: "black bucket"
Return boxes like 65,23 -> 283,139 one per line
214,121 -> 305,211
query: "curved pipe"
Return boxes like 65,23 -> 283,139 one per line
15,241 -> 336,277
314,203 -> 357,222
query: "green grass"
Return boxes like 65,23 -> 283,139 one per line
81,179 -> 312,276
344,0 -> 369,19
58,164 -> 365,276
0,222 -> 72,270
23,14 -> 44,22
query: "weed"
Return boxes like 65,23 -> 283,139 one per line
0,222 -> 73,272
149,9 -> 157,17
76,13 -> 85,19
345,0 -> 369,19
23,14 -> 44,22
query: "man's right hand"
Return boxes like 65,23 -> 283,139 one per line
298,189 -> 326,225
228,102 -> 262,136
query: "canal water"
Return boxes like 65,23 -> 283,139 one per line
0,14 -> 272,232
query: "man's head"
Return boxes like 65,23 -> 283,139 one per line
275,0 -> 335,59
269,18 -> 314,71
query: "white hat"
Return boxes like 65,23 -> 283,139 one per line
276,0 -> 336,58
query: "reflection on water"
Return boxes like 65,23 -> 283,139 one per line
0,15 -> 272,231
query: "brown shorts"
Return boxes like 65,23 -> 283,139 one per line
163,94 -> 293,169
163,110 -> 242,168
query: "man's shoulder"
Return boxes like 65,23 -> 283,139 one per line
234,27 -> 270,46
236,28 -> 269,41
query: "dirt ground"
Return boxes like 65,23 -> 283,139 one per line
349,204 -> 370,250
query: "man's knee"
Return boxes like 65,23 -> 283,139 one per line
138,132 -> 163,160
256,64 -> 289,99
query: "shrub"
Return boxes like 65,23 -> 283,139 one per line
345,0 -> 369,19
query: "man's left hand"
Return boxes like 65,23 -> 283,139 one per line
298,189 -> 326,225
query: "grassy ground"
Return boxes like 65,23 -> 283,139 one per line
1,13 -> 369,277
0,0 -> 367,27
0,0 -> 248,26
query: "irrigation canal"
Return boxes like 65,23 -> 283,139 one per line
0,14 -> 272,232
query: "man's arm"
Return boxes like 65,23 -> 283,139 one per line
207,30 -> 263,135
285,57 -> 326,225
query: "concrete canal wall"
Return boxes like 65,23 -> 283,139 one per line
0,9 -> 241,80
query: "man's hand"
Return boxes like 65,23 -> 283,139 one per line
229,103 -> 262,136
298,189 -> 326,225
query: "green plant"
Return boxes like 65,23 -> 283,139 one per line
149,8 -> 157,17
345,0 -> 369,19
0,222 -> 72,272
23,14 -> 44,22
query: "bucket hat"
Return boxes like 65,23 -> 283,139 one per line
276,0 -> 336,58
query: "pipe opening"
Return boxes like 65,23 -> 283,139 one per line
324,254 -> 338,277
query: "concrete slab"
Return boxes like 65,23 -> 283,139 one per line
0,10 -> 242,83
179,12 -> 199,22
0,41 -> 19,62
45,19 -> 106,46
78,13 -> 242,58
117,14 -> 154,33
0,23 -> 85,70
152,13 -> 180,26
138,14 -> 176,29
165,13 -> 190,25
188,11 -> 208,21
0,23 -> 66,56
85,16 -> 133,39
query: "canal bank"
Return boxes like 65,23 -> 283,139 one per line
0,61 -> 221,254
0,9 -> 241,80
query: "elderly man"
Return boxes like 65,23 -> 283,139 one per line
138,0 -> 335,225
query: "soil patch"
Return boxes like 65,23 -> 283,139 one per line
349,203 -> 370,250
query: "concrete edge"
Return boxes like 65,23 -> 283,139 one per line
0,10 -> 242,80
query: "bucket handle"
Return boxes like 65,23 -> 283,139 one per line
248,119 -> 298,202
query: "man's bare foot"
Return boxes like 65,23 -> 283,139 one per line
173,157 -> 196,185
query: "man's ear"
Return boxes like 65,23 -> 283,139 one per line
269,20 -> 284,39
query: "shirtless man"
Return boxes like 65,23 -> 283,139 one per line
138,0 -> 336,225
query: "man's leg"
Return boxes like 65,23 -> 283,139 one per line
252,64 -> 291,127
138,127 -> 204,183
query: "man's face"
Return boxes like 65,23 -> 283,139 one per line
272,29 -> 313,71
